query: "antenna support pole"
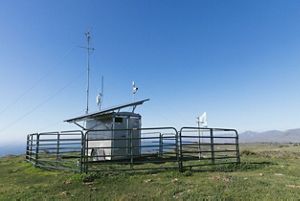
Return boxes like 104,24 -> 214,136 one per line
101,75 -> 104,109
84,31 -> 94,114
197,116 -> 202,159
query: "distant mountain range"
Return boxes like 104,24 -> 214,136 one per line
240,128 -> 300,143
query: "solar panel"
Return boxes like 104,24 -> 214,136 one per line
64,98 -> 150,123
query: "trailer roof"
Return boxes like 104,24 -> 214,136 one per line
64,98 -> 149,123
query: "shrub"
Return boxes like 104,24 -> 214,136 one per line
183,170 -> 192,176
241,150 -> 256,156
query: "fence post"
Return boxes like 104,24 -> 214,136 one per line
159,133 -> 163,157
56,133 -> 60,161
26,135 -> 29,160
178,129 -> 183,172
210,129 -> 215,164
173,130 -> 179,172
235,131 -> 240,164
30,135 -> 33,161
80,132 -> 84,173
130,129 -> 133,169
85,131 -> 89,173
35,134 -> 40,167
197,128 -> 202,160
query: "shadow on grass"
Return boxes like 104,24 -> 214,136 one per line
79,161 -> 276,181
188,161 -> 275,173
74,161 -> 275,183
24,153 -> 276,178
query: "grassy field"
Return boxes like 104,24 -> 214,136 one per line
0,143 -> 300,201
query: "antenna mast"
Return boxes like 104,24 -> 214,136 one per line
83,31 -> 94,114
101,75 -> 104,105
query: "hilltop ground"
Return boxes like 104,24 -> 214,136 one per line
0,144 -> 300,201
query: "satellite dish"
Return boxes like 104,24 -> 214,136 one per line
199,112 -> 207,127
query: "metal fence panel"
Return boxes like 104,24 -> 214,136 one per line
179,127 -> 240,171
26,127 -> 240,173
83,127 -> 179,173
26,131 -> 84,172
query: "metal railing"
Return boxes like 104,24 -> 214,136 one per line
26,127 -> 240,173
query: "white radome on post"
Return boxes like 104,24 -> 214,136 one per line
96,76 -> 104,111
132,81 -> 138,101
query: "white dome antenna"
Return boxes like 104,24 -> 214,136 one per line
96,93 -> 102,110
132,81 -> 138,101
96,76 -> 104,110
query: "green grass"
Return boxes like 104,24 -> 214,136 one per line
1,143 -> 300,200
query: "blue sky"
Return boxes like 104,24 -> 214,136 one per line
1,0 -> 300,144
